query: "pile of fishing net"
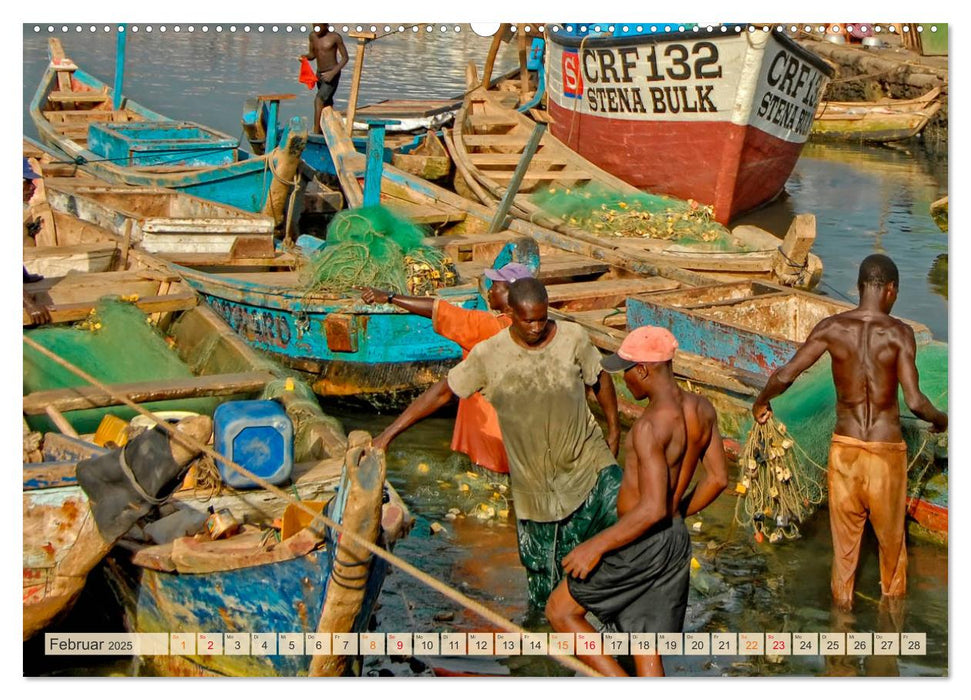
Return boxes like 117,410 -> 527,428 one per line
23,299 -> 219,434
529,181 -> 741,249
300,205 -> 457,296
734,416 -> 825,543
734,341 -> 948,541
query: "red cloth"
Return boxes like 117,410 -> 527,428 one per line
432,299 -> 512,474
298,58 -> 317,90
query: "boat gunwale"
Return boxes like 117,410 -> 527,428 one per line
545,25 -> 835,78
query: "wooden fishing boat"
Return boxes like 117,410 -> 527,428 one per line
811,88 -> 943,143
29,39 -> 306,226
23,202 -> 353,641
449,85 -> 823,289
242,94 -> 454,184
172,107 -> 711,404
101,432 -> 410,676
41,178 -> 277,259
544,26 -> 833,224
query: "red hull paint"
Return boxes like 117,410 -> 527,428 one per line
548,103 -> 803,224
906,496 -> 948,536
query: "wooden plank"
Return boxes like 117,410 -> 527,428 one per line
23,291 -> 197,325
23,370 -> 275,415
468,114 -> 520,128
460,134 -> 529,148
547,277 -> 678,310
48,90 -> 110,104
388,203 -> 467,226
155,252 -> 299,268
469,153 -> 566,166
489,170 -> 592,182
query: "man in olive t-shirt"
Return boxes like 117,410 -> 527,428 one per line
374,278 -> 621,608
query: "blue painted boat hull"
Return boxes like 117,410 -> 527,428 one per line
174,265 -> 483,399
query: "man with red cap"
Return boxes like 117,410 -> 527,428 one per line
546,325 -> 728,676
360,262 -> 533,475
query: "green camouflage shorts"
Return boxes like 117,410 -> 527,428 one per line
516,464 -> 622,610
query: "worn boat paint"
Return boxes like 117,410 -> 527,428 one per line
626,281 -> 932,377
174,266 -> 483,398
30,39 -> 306,222
545,26 -> 833,224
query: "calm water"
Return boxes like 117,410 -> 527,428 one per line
22,26 -> 948,678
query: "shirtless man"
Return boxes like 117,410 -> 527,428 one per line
546,325 -> 728,677
301,24 -> 348,134
753,254 -> 947,610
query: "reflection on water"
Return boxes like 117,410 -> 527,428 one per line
22,26 -> 518,142
738,141 -> 948,341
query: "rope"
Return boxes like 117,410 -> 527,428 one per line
775,246 -> 809,271
21,335 -> 602,678
117,443 -> 167,505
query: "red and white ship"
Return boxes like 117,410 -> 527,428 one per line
546,26 -> 833,224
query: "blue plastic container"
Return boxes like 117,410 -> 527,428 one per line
214,400 -> 293,489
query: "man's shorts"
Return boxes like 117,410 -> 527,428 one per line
516,464 -> 622,608
316,72 -> 340,105
568,515 -> 691,633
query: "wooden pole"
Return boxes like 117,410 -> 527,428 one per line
518,25 -> 529,103
112,24 -> 127,111
481,24 -> 510,89
344,31 -> 376,135
488,122 -> 546,233
309,431 -> 385,676
44,405 -> 79,438
261,117 -> 308,228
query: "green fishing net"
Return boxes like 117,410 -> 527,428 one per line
23,299 -> 219,434
301,205 -> 457,296
530,181 -> 741,250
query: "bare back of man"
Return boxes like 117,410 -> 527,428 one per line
753,254 -> 946,609
546,329 -> 727,677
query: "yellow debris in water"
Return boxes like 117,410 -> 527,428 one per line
417,463 -> 430,474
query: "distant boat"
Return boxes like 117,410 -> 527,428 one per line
544,25 -> 833,224
811,88 -> 943,143
29,38 -> 306,227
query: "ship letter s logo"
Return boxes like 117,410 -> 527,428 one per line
562,50 -> 583,99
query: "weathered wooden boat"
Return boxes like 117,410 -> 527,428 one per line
30,39 -> 307,226
172,107 -> 711,404
556,280 -> 947,536
449,85 -> 823,289
242,94 -> 454,184
102,432 -> 410,676
41,178 -> 278,259
811,88 -> 943,143
23,201 -> 351,640
543,25 -> 833,224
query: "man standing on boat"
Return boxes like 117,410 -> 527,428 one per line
546,326 -> 728,677
752,254 -> 947,610
359,261 -> 535,476
373,277 -> 622,610
300,24 -> 348,134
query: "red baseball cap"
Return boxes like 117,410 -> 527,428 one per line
602,326 -> 678,373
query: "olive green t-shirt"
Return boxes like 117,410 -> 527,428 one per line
447,321 -> 615,522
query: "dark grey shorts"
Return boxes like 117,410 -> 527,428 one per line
316,72 -> 340,105
567,516 -> 691,633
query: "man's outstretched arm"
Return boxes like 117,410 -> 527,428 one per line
373,378 -> 455,452
897,326 -> 948,432
753,321 -> 830,423
359,287 -> 435,318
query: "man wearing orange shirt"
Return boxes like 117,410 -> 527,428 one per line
359,262 -> 533,474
